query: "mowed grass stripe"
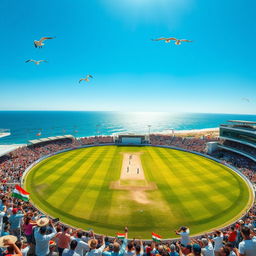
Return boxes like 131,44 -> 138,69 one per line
34,149 -> 83,182
89,147 -> 121,223
155,148 -> 221,217
161,149 -> 249,225
140,149 -> 176,220
164,149 -> 235,203
163,149 -> 238,202
187,154 -> 239,186
70,147 -> 117,218
60,148 -> 110,212
146,147 -> 194,222
39,147 -> 99,200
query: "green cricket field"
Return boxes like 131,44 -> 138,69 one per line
24,146 -> 253,239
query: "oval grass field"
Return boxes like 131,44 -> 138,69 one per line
24,146 -> 253,239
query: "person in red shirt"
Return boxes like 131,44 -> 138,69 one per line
227,226 -> 237,247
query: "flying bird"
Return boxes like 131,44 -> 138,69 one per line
34,37 -> 55,48
241,98 -> 250,103
25,59 -> 47,65
79,75 -> 93,83
152,37 -> 192,45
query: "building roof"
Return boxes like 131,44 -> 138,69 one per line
28,135 -> 74,145
228,120 -> 256,125
0,144 -> 24,158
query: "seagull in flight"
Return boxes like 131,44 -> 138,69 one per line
25,59 -> 47,65
34,37 -> 55,48
241,97 -> 250,103
79,74 -> 93,83
152,37 -> 192,45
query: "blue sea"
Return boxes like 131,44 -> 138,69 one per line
0,111 -> 256,144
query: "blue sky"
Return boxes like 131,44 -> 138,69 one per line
0,0 -> 255,114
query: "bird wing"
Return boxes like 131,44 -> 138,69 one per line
151,38 -> 168,41
39,37 -> 55,43
39,60 -> 47,63
34,42 -> 38,48
88,75 -> 93,78
25,59 -> 35,63
180,39 -> 192,42
166,38 -> 177,41
79,79 -> 84,83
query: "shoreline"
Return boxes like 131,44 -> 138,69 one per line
152,127 -> 219,137
0,127 -> 220,146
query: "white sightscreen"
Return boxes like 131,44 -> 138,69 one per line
121,137 -> 142,144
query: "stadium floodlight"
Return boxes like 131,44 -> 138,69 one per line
148,125 -> 151,135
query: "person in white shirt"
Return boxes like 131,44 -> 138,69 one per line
201,238 -> 214,256
212,230 -> 223,256
34,219 -> 57,256
238,226 -> 256,256
175,226 -> 190,246
72,231 -> 90,256
0,206 -> 6,234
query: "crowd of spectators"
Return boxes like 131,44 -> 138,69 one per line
221,141 -> 256,158
150,135 -> 218,153
0,136 -> 255,255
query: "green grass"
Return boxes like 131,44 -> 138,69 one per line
24,146 -> 253,239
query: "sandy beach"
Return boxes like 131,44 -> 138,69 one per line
154,127 -> 219,138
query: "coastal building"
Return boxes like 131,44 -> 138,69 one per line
218,120 -> 256,162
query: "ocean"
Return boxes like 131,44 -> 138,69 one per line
0,111 -> 256,144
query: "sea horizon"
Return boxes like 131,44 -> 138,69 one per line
1,111 -> 256,145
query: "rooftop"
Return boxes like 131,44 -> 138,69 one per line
228,120 -> 256,125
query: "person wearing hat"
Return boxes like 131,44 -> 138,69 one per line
0,236 -> 22,256
102,227 -> 129,256
34,218 -> 57,256
189,243 -> 202,256
86,235 -> 106,256
9,206 -> 25,240
175,226 -> 190,246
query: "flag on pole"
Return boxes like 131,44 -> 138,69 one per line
152,232 -> 162,242
12,185 -> 30,202
116,233 -> 126,240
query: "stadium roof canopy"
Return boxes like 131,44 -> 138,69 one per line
28,135 -> 74,145
0,144 -> 24,158
227,120 -> 256,125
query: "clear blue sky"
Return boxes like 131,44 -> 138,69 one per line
0,0 -> 255,114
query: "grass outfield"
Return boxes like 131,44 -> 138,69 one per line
24,146 -> 253,239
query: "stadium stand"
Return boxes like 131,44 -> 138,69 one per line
0,134 -> 255,255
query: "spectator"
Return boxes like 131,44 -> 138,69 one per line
34,218 -> 57,256
62,240 -> 80,256
238,226 -> 256,256
175,227 -> 190,246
